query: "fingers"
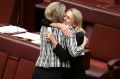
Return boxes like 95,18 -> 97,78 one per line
45,32 -> 54,41
62,29 -> 72,37
46,33 -> 50,38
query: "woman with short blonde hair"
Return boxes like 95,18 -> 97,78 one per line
45,2 -> 66,22
32,2 -> 85,79
32,2 -> 66,79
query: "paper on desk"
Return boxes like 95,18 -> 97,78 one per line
31,40 -> 41,45
12,32 -> 40,41
0,25 -> 27,34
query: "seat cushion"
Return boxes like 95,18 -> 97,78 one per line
86,59 -> 108,79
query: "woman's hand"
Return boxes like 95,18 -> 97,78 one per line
50,23 -> 72,37
46,32 -> 58,48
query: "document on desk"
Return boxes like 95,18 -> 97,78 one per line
12,32 -> 40,41
31,40 -> 41,45
0,25 -> 27,34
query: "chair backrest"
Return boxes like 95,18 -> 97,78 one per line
88,24 -> 120,62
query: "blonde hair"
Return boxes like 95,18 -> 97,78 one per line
67,8 -> 85,33
45,2 -> 66,22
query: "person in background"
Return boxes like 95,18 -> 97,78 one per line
32,2 -> 85,79
46,8 -> 88,79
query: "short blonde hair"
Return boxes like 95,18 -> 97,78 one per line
45,2 -> 66,22
67,8 -> 85,33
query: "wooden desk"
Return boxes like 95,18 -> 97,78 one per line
59,0 -> 120,29
0,33 -> 40,62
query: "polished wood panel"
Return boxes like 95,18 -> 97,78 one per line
0,33 -> 40,62
0,0 -> 44,32
0,0 -> 16,24
97,0 -> 119,5
59,0 -> 120,29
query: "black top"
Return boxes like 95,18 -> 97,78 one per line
41,18 -> 52,27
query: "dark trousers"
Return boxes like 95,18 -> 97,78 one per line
63,69 -> 86,79
32,67 -> 64,79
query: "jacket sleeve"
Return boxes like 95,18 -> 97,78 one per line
76,32 -> 84,46
53,32 -> 84,61
53,43 -> 69,62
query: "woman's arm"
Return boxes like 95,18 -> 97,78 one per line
46,32 -> 69,61
65,28 -> 85,57
46,31 -> 87,61
53,44 -> 70,61
50,23 -> 72,37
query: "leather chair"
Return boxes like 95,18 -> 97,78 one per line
85,24 -> 120,79
107,58 -> 120,79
